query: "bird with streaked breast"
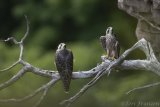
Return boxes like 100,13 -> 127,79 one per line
55,43 -> 73,93
100,27 -> 120,60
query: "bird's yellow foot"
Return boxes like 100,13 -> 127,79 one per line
108,56 -> 116,61
105,54 -> 109,58
111,57 -> 116,60
102,54 -> 109,58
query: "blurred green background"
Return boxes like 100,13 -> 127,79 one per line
0,0 -> 160,107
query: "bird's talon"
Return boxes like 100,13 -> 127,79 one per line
105,54 -> 109,58
111,57 -> 116,60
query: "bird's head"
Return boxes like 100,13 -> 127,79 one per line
106,27 -> 113,35
58,43 -> 66,50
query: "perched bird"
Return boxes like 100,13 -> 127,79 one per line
100,27 -> 120,60
55,43 -> 73,92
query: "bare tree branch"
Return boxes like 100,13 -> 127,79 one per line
0,60 -> 20,72
0,78 -> 59,103
1,16 -> 160,107
33,88 -> 48,107
0,68 -> 26,90
60,38 -> 154,107
118,0 -> 160,31
20,15 -> 29,43
0,16 -> 29,72
32,78 -> 58,107
126,81 -> 160,95
2,37 -> 19,44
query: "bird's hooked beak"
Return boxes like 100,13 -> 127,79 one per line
106,27 -> 113,35
58,43 -> 66,50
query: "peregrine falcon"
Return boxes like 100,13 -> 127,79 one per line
55,43 -> 73,92
100,27 -> 120,60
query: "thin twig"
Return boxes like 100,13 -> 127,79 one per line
0,68 -> 26,91
32,78 -> 58,107
0,78 -> 59,103
1,37 -> 19,44
0,60 -> 20,72
21,15 -> 29,43
0,16 -> 29,72
126,81 -> 160,95
33,88 -> 48,107
60,38 -> 159,107
60,66 -> 107,107
1,15 -> 160,107
19,15 -> 29,59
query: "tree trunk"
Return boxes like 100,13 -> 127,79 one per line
118,0 -> 160,59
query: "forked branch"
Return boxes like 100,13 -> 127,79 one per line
60,38 -> 160,107
0,17 -> 160,107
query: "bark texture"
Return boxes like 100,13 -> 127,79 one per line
118,0 -> 160,57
